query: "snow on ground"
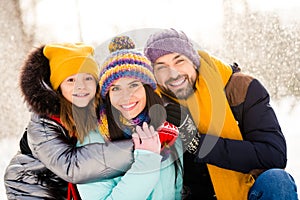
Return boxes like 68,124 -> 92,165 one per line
272,97 -> 300,188
0,97 -> 299,199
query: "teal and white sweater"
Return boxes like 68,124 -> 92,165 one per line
76,130 -> 183,200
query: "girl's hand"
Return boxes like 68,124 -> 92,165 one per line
132,122 -> 161,154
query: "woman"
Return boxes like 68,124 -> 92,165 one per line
76,48 -> 183,199
4,43 -> 134,199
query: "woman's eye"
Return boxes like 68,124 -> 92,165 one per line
130,83 -> 139,88
111,86 -> 120,91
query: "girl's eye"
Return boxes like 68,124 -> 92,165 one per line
67,78 -> 75,82
85,76 -> 94,81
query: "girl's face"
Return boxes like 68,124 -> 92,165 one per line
60,73 -> 97,107
109,77 -> 146,120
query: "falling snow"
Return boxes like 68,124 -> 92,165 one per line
0,0 -> 299,199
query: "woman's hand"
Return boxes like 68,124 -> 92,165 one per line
132,122 -> 161,154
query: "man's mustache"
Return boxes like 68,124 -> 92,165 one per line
165,75 -> 187,85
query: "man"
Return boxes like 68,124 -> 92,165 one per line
144,28 -> 298,200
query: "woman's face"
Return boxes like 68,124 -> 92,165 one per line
109,77 -> 146,120
60,73 -> 97,107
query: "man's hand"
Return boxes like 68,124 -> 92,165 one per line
165,103 -> 201,154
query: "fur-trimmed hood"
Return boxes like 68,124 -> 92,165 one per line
20,45 -> 60,116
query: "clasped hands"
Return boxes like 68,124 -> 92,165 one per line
132,103 -> 201,155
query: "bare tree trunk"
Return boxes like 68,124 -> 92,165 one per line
0,0 -> 32,137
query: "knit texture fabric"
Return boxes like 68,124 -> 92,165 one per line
43,43 -> 99,90
144,28 -> 200,68
99,49 -> 156,98
108,36 -> 135,53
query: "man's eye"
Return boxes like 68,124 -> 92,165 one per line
175,59 -> 185,65
155,65 -> 167,71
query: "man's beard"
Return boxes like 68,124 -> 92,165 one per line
162,75 -> 195,99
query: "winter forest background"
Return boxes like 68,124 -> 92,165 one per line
0,0 -> 299,198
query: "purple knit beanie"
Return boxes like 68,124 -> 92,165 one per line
144,28 -> 200,69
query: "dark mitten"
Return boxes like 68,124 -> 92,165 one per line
165,103 -> 182,127
179,115 -> 201,154
165,103 -> 201,154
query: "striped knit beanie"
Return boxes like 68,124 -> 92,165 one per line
99,49 -> 156,98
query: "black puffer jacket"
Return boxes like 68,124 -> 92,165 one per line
4,45 -> 134,199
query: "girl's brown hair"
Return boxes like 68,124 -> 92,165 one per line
58,83 -> 101,143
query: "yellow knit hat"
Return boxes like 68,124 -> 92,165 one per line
43,43 -> 99,90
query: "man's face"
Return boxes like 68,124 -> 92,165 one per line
153,53 -> 197,99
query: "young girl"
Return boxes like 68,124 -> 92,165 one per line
76,48 -> 183,199
4,43 -> 135,199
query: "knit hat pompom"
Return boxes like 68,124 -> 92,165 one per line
108,36 -> 136,53
99,49 -> 156,98
43,43 -> 99,90
144,28 -> 200,68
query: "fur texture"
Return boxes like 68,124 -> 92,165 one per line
19,45 -> 60,115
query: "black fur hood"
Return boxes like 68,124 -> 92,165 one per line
20,45 -> 60,116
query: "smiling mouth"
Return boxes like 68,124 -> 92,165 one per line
121,102 -> 138,110
168,77 -> 186,87
73,93 -> 89,97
